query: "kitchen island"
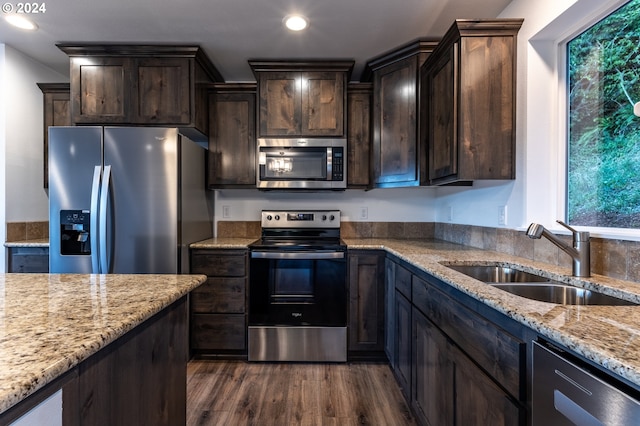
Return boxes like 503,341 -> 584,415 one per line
0,273 -> 206,424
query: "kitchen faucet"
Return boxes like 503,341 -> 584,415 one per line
526,220 -> 591,277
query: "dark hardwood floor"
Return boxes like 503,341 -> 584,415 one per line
187,360 -> 416,426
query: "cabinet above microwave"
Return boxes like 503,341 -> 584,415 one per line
249,61 -> 354,138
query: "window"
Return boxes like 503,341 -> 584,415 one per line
567,0 -> 640,229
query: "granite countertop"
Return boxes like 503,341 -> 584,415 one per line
190,237 -> 258,249
4,239 -> 49,248
0,273 -> 206,415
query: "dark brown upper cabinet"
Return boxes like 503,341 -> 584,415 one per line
37,83 -> 71,188
207,83 -> 257,188
421,19 -> 523,185
57,45 -> 222,139
347,83 -> 372,189
249,61 -> 354,137
363,40 -> 438,188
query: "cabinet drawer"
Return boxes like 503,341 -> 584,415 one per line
412,275 -> 524,398
191,251 -> 246,276
191,314 -> 246,350
395,263 -> 412,299
191,277 -> 245,313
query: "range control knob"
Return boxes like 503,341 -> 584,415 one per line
322,215 -> 327,221
274,215 -> 280,221
330,215 -> 335,221
265,215 -> 272,221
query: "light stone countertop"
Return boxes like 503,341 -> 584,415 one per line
0,273 -> 206,415
4,239 -> 49,248
190,237 -> 258,249
195,236 -> 640,388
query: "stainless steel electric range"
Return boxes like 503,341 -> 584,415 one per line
248,210 -> 347,362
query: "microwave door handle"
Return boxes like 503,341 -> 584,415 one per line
327,147 -> 332,180
90,166 -> 102,273
251,251 -> 345,260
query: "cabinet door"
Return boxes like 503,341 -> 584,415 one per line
191,277 -> 246,313
257,72 -> 301,136
208,91 -> 256,187
190,314 -> 246,350
347,85 -> 372,188
395,291 -> 412,399
412,307 -> 453,426
454,344 -> 524,426
372,56 -> 419,186
348,252 -> 385,352
426,44 -> 457,182
135,58 -> 191,124
39,83 -> 71,188
301,71 -> 345,136
384,258 -> 396,364
70,57 -> 132,123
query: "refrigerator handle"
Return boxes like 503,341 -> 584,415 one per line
90,166 -> 102,273
99,165 -> 112,273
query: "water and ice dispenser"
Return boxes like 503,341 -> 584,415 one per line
59,210 -> 91,255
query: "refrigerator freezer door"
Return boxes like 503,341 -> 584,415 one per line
103,127 -> 180,273
49,126 -> 102,273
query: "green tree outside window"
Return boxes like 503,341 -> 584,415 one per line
567,0 -> 640,228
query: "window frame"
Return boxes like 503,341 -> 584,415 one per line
555,0 -> 640,239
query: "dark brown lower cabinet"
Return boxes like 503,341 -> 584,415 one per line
412,307 -> 523,426
385,253 -> 527,426
348,251 -> 385,356
394,290 -> 412,399
7,247 -> 49,272
453,343 -> 523,425
63,297 -> 188,425
412,307 -> 453,426
190,249 -> 248,356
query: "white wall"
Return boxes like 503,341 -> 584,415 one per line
0,45 -> 67,271
1,44 -> 6,273
214,187 -> 437,231
4,46 -> 67,222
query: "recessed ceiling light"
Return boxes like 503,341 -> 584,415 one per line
283,14 -> 308,32
5,15 -> 38,30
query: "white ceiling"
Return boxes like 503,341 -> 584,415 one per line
0,0 -> 513,82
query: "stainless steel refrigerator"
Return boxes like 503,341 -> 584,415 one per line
49,126 -> 212,274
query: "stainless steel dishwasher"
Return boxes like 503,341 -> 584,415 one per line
533,340 -> 640,425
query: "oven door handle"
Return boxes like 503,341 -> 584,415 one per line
250,251 -> 345,260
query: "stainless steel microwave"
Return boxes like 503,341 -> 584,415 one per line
257,138 -> 347,190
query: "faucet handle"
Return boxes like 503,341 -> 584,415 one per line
556,220 -> 577,233
556,220 -> 590,241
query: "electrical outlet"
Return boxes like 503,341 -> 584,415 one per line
498,205 -> 507,226
222,205 -> 231,218
360,207 -> 368,220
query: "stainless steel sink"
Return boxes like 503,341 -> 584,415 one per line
445,263 -> 638,306
446,264 -> 549,283
491,283 -> 637,306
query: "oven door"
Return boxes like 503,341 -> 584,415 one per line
248,249 -> 347,326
